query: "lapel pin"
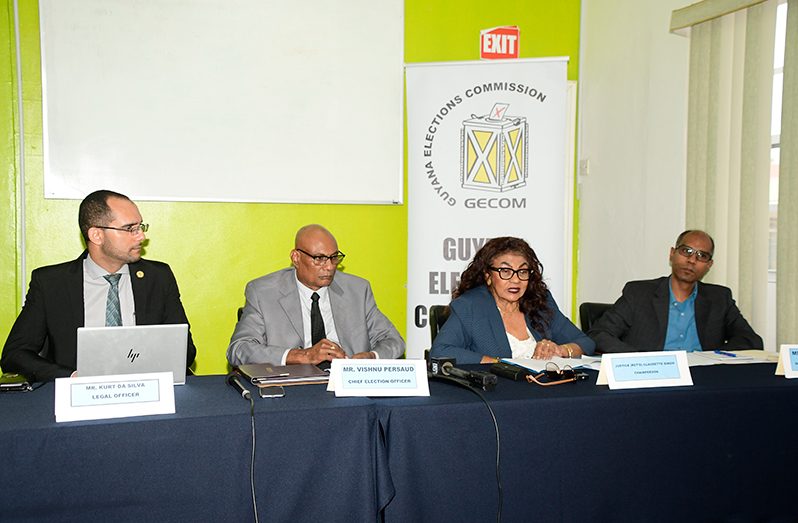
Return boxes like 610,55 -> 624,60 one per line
136,271 -> 144,279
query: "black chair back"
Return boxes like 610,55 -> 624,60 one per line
578,302 -> 613,332
429,305 -> 450,343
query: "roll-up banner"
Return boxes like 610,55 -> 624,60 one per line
405,58 -> 571,358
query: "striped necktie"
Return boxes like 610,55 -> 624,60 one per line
103,273 -> 122,327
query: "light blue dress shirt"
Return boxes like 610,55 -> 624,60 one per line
664,281 -> 701,352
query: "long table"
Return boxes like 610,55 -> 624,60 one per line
0,376 -> 391,522
377,363 -> 798,522
1,364 -> 796,522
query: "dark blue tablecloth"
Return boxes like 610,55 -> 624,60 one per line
2,364 -> 796,522
0,376 -> 390,522
375,363 -> 798,523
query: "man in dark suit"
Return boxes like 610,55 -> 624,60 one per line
589,230 -> 762,353
1,190 -> 196,382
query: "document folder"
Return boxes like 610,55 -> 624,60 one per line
237,364 -> 329,386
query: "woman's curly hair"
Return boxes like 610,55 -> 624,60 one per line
453,236 -> 551,332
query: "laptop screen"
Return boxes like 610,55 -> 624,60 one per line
77,324 -> 189,385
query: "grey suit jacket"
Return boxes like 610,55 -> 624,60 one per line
227,268 -> 404,365
588,276 -> 763,353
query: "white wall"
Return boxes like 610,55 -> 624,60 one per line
577,0 -> 690,306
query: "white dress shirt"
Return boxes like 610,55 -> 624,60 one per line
279,276 -> 342,364
83,255 -> 135,327
295,277 -> 340,347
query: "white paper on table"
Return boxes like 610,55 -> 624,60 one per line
689,350 -> 776,367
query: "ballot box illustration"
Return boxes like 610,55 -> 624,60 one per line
460,103 -> 528,192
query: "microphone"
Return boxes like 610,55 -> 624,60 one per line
441,361 -> 497,391
227,373 -> 251,399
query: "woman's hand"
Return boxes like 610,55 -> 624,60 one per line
532,340 -> 582,359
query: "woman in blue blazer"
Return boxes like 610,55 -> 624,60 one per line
430,237 -> 594,364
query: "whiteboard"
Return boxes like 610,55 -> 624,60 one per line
39,0 -> 404,204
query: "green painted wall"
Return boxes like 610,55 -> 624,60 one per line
406,0 -> 580,78
1,0 -> 580,375
1,1 -> 19,364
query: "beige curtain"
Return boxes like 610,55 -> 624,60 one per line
777,0 -> 798,345
679,0 -> 776,340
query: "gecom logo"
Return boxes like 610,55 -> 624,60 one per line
421,82 -> 544,208
461,103 -> 527,193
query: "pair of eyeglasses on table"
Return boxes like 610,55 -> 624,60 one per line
526,362 -> 589,386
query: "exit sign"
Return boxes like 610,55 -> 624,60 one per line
480,26 -> 520,59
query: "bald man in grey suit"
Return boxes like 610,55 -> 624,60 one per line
227,225 -> 404,366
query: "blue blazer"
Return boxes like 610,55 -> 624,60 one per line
430,285 -> 595,364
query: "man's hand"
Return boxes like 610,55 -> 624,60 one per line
286,339 -> 346,365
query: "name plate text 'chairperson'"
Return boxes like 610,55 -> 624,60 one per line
598,351 -> 693,390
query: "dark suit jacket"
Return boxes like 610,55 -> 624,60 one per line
429,285 -> 595,364
1,252 -> 197,382
588,276 -> 763,353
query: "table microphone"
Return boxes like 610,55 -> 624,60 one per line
227,373 -> 251,400
441,361 -> 497,391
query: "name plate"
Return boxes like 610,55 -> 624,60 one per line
776,344 -> 798,378
55,372 -> 175,423
328,359 -> 429,397
597,351 -> 693,390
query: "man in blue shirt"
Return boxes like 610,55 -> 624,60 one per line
588,230 -> 763,353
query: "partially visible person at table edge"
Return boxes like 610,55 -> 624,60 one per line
430,236 -> 595,364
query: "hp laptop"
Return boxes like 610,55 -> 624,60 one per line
77,324 -> 189,385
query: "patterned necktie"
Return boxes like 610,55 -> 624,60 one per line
103,273 -> 122,327
310,292 -> 326,345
